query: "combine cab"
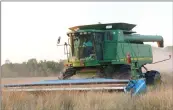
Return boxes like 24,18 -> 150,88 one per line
3,22 -> 171,95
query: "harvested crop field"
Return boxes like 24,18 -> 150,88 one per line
1,73 -> 173,110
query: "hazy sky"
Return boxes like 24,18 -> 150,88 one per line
2,2 -> 173,64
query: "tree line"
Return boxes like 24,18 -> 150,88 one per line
1,58 -> 65,78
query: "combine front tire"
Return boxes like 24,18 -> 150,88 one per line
145,70 -> 162,85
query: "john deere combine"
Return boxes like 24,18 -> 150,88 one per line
58,23 -> 165,81
3,22 -> 171,95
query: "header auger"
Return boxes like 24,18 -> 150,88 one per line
3,22 -> 171,96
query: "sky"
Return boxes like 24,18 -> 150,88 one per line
1,2 -> 173,64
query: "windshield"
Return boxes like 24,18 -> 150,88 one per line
73,34 -> 94,59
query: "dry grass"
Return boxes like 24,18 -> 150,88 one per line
1,77 -> 59,85
2,73 -> 173,110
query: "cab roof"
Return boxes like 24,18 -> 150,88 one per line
69,22 -> 136,31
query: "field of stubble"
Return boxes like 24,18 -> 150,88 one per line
1,72 -> 173,110
1,47 -> 173,110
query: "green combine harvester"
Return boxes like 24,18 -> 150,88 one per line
56,22 -> 171,95
58,23 -> 165,80
3,22 -> 171,96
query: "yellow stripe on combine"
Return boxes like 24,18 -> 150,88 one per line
133,57 -> 152,60
120,57 -> 152,61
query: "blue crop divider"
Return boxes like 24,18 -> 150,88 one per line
124,78 -> 147,96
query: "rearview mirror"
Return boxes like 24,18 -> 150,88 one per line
57,36 -> 61,44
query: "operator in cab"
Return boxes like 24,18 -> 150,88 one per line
83,37 -> 93,57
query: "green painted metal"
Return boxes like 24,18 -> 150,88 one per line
124,35 -> 163,42
63,22 -> 164,79
84,60 -> 100,66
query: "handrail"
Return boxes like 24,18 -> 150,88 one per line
57,43 -> 71,62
